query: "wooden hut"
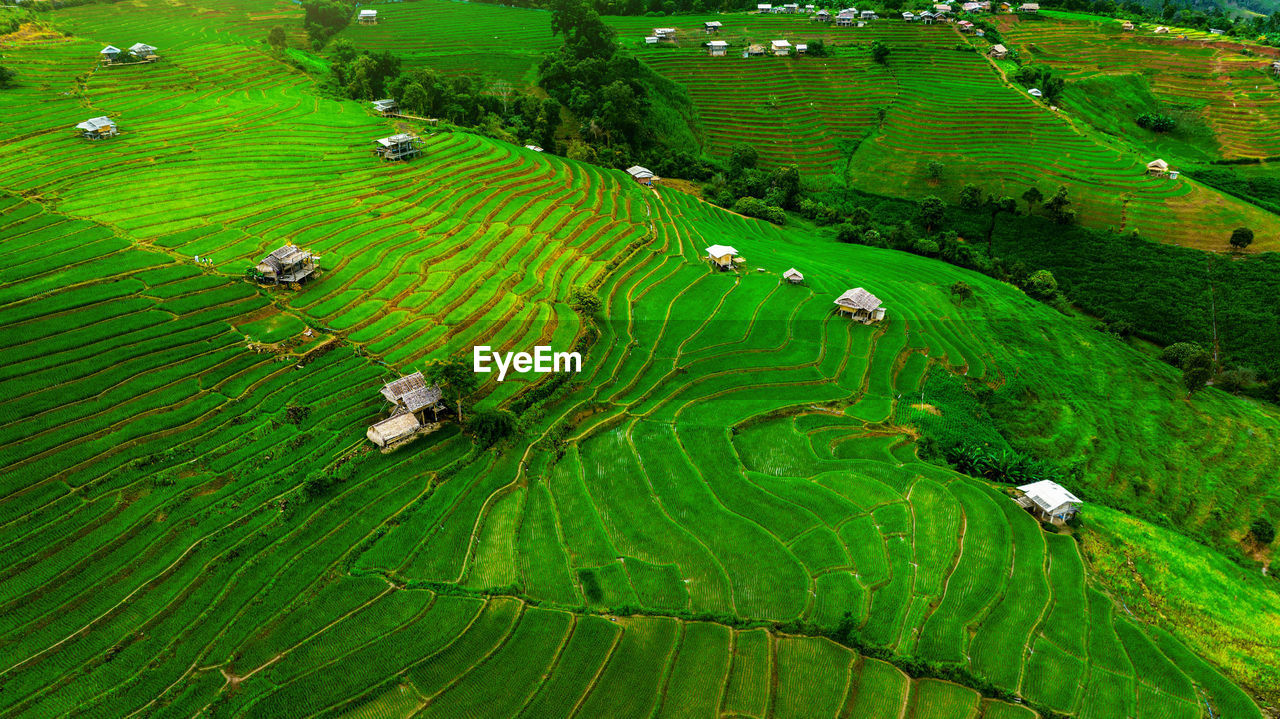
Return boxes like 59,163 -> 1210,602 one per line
1272,60 -> 1280,75
372,98 -> 398,116
815,9 -> 832,21
367,412 -> 421,448
100,45 -> 121,62
654,27 -> 677,42
358,8 -> 378,24
1017,2 -> 1039,12
627,165 -> 656,185
373,133 -> 421,161
76,116 -> 118,140
1146,158 -> 1170,176
860,9 -> 876,19
255,244 -> 318,285
836,9 -> 855,25
707,40 -> 730,56
747,43 -> 766,55
1014,480 -> 1082,524
783,268 -> 804,284
380,372 -> 445,422
988,43 -> 1009,58
962,2 -> 982,11
833,287 -> 886,323
704,20 -> 722,33
128,42 -> 158,61
1153,25 -> 1170,33
1121,20 -> 1135,30
757,3 -> 773,12
902,11 -> 916,21
771,39 -> 792,56
706,245 -> 739,270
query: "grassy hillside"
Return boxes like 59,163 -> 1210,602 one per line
0,1 -> 1278,717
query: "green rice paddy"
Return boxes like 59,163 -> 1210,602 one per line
0,0 -> 1277,716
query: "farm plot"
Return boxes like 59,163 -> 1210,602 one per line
0,3 -> 1273,716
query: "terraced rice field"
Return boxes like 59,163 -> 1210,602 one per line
998,13 -> 1280,159
0,1 -> 1276,716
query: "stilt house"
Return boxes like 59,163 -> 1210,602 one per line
374,133 -> 421,161
834,287 -> 886,323
255,244 -> 318,285
627,166 -> 656,185
1014,480 -> 1082,524
76,116 -> 118,139
100,45 -> 121,61
367,372 -> 446,448
783,268 -> 804,284
707,40 -> 730,56
358,9 -> 378,24
706,245 -> 739,270
372,98 -> 398,116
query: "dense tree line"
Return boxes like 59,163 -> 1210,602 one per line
300,0 -> 353,48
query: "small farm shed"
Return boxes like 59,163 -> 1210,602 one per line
934,3 -> 952,12
358,9 -> 378,24
783,268 -> 804,283
782,2 -> 799,12
646,36 -> 659,44
129,42 -> 158,59
834,287 -> 886,323
76,116 -> 118,139
100,45 -> 120,61
705,20 -> 722,32
372,98 -> 397,115
771,39 -> 792,55
374,133 -> 421,161
815,9 -> 831,20
255,244 -> 317,285
654,27 -> 676,41
1014,480 -> 1082,524
1146,158 -> 1170,176
627,165 -> 656,185
1121,20 -> 1134,30
706,245 -> 739,270
1153,26 -> 1169,33
707,40 -> 730,56
747,43 -> 766,55
902,11 -> 915,20
836,10 -> 855,25
920,11 -> 936,22
367,412 -> 421,448
988,43 -> 1008,58
860,10 -> 876,19
976,28 -> 986,35
1208,28 -> 1224,34
1018,2 -> 1039,12
525,144 -> 544,152
1272,60 -> 1280,75
958,20 -> 975,31
1028,87 -> 1042,97
962,2 -> 982,11
757,3 -> 773,11
380,372 -> 446,422
796,43 -> 808,54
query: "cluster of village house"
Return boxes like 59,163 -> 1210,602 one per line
647,2 -> 1043,54
97,42 -> 158,64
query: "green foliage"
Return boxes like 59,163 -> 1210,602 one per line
1136,111 -> 1176,132
268,25 -> 287,50
1042,185 -> 1076,224
568,286 -> 602,315
1013,64 -> 1065,103
917,195 -> 946,230
959,184 -> 983,209
1250,517 -> 1276,546
465,407 -> 518,446
0,65 -> 15,90
926,160 -> 945,181
1026,269 -> 1058,299
427,355 -> 480,422
1021,185 -> 1044,213
1230,226 -> 1254,250
1189,169 -> 1280,215
871,40 -> 891,64
950,280 -> 974,304
300,0 -> 352,47
731,196 -> 786,224
327,40 -> 400,100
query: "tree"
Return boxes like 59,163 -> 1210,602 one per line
917,195 -> 946,231
0,65 -> 15,90
549,0 -> 616,61
959,183 -> 983,209
1229,226 -> 1254,251
875,106 -> 887,128
465,407 -> 517,446
1249,517 -> 1276,546
1026,269 -> 1058,299
729,143 -> 758,174
568,286 -> 602,316
1043,185 -> 1075,225
1160,341 -> 1205,368
427,355 -> 480,424
1021,185 -> 1044,214
871,40 -> 891,64
926,160 -> 945,182
1181,348 -> 1213,395
268,26 -> 287,51
984,194 -> 1017,254
951,280 -> 975,304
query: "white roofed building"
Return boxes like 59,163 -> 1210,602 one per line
358,8 -> 378,24
771,39 -> 792,55
834,288 -> 886,323
76,116 -> 118,139
705,20 -> 723,32
1015,480 -> 1082,524
707,39 -> 730,55
627,165 -> 656,185
783,268 -> 804,283
706,245 -> 739,270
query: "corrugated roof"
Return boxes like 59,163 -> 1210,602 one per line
834,287 -> 882,311
783,268 -> 803,280
1016,480 -> 1081,513
706,245 -> 738,257
76,116 -> 115,131
381,372 -> 444,413
129,42 -> 156,54
626,165 -> 654,178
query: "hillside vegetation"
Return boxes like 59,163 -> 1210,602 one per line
0,0 -> 1277,717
